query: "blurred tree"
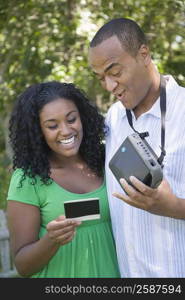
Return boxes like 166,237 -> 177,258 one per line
0,0 -> 184,208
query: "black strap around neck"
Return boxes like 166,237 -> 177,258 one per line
126,74 -> 166,166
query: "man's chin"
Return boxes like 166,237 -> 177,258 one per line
119,100 -> 134,110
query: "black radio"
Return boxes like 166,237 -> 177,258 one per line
109,132 -> 163,189
109,75 -> 167,191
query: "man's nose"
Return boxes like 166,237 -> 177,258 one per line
104,76 -> 118,92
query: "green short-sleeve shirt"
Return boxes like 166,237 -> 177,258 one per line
7,169 -> 120,278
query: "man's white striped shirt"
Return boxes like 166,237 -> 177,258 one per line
105,75 -> 185,277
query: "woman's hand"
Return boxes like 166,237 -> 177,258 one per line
46,215 -> 81,246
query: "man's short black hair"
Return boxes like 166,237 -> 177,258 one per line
90,18 -> 147,57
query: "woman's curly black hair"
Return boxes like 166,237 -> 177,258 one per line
9,81 -> 106,185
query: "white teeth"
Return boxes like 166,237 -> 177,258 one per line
59,136 -> 75,144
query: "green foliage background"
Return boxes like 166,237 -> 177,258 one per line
0,0 -> 185,209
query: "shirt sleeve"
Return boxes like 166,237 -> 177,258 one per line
7,168 -> 40,207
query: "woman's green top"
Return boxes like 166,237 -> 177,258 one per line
7,169 -> 120,278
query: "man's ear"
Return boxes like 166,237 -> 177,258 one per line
139,44 -> 151,65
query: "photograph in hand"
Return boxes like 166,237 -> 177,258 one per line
64,198 -> 100,221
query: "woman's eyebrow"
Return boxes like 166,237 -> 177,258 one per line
43,110 -> 78,124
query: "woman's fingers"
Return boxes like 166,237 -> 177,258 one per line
57,229 -> 76,245
46,215 -> 81,245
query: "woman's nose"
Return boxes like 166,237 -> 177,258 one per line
58,123 -> 72,136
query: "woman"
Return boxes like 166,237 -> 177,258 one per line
7,81 -> 120,278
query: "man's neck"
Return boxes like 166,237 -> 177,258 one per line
133,72 -> 161,119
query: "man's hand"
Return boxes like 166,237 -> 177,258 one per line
113,176 -> 183,218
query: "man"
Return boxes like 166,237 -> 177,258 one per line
88,18 -> 185,277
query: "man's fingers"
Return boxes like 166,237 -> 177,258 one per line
129,176 -> 155,196
112,191 -> 143,209
112,191 -> 129,201
119,178 -> 136,195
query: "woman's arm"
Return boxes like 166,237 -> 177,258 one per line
7,201 -> 80,277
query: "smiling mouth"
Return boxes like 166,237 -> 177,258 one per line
58,136 -> 75,145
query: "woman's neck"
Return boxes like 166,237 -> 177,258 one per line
49,153 -> 84,169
